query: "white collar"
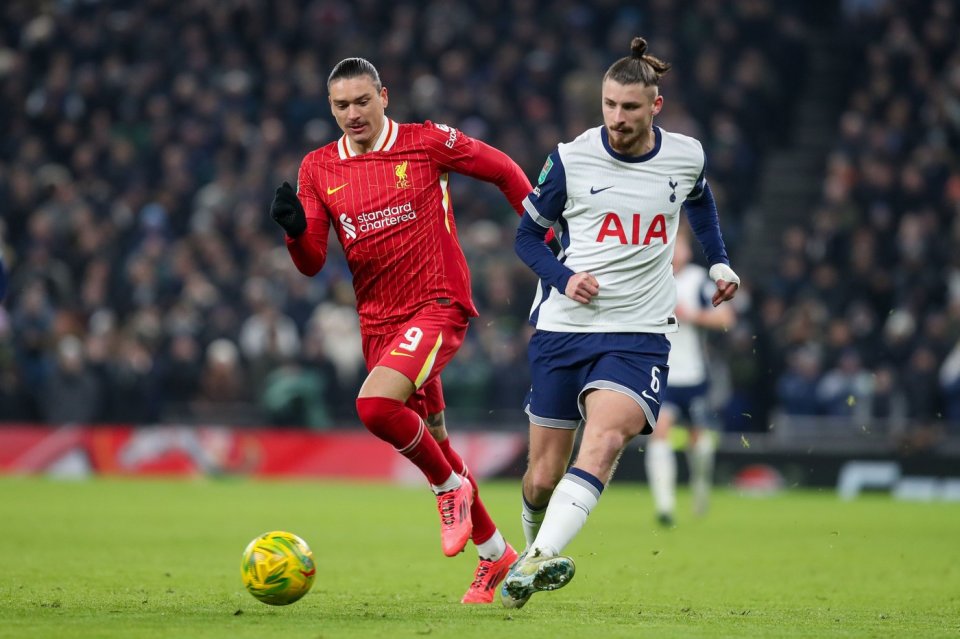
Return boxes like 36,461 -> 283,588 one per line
337,116 -> 399,159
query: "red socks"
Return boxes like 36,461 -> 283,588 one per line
356,397 -> 452,486
355,397 -> 497,545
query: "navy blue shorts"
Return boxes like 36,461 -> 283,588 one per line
662,382 -> 714,429
524,331 -> 670,434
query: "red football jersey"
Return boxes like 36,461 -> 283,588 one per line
286,118 -> 532,335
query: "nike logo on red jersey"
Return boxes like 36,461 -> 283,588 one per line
327,183 -> 348,195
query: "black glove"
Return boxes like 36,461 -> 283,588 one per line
270,181 -> 307,238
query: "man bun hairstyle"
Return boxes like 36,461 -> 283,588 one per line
328,57 -> 382,91
604,36 -> 671,87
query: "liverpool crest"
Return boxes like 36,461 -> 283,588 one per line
395,161 -> 410,189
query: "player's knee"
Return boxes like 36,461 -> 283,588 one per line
356,396 -> 405,441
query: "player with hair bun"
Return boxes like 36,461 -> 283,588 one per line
503,37 -> 740,608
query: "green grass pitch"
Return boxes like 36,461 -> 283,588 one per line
1,476 -> 957,638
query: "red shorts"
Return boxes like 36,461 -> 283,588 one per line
361,301 -> 470,419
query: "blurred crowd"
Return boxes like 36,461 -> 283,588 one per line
752,0 -> 960,431
4,0 -> 952,434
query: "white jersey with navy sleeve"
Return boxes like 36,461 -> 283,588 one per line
667,264 -> 714,387
522,126 -> 706,333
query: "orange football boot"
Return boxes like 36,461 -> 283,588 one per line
436,475 -> 474,556
461,543 -> 519,604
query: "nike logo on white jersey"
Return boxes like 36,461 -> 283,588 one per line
590,185 -> 613,194
641,390 -> 659,405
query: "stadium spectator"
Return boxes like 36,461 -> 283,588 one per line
196,338 -> 246,406
156,331 -> 204,419
259,355 -> 333,429
815,349 -> 873,418
41,335 -> 101,424
237,276 -> 302,390
105,332 -> 160,424
940,342 -> 960,424
776,346 -> 824,416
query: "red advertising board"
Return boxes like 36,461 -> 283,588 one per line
0,425 -> 526,482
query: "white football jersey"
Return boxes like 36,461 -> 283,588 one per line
523,125 -> 706,333
667,263 -> 714,386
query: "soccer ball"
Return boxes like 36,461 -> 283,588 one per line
241,530 -> 316,605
